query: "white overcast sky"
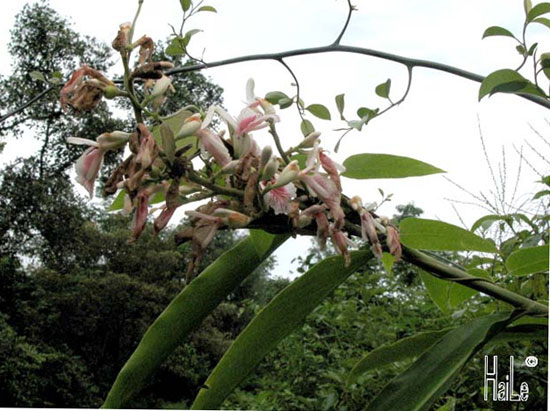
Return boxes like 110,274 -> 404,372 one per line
1,1 -> 549,276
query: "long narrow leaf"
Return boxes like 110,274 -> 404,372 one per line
347,328 -> 453,385
366,312 -> 515,411
191,250 -> 372,410
102,233 -> 288,408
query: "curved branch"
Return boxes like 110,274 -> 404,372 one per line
0,85 -> 58,124
242,212 -> 549,317
166,44 -> 550,110
276,58 -> 305,120
333,0 -> 355,45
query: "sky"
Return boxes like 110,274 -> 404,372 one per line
1,0 -> 549,277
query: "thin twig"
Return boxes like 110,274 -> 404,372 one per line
0,86 -> 58,124
276,58 -> 305,120
268,122 -> 291,165
333,0 -> 354,45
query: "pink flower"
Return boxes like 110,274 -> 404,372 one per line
60,65 -> 114,112
198,128 -> 232,167
263,182 -> 297,215
154,205 -> 177,234
331,229 -> 352,267
135,124 -> 159,169
74,146 -> 103,198
131,188 -> 150,242
68,132 -> 130,198
300,172 -> 345,229
360,211 -> 382,259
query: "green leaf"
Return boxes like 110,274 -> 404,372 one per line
516,44 -> 527,56
102,234 -> 289,408
533,189 -> 550,199
300,119 -> 315,136
540,53 -> 550,80
419,268 -> 491,313
29,71 -> 46,82
381,252 -> 395,275
489,324 -> 548,344
197,5 -> 217,12
152,109 -> 198,160
482,26 -> 516,39
348,328 -> 452,385
160,123 -> 175,163
525,0 -> 533,15
265,91 -> 289,105
505,245 -> 549,276
185,29 -> 202,38
278,97 -> 293,109
180,0 -> 191,12
249,229 -> 280,258
306,104 -> 331,120
479,69 -> 547,100
165,37 -> 186,56
527,2 -> 550,22
342,153 -> 445,179
191,250 -> 373,410
366,312 -> 515,411
471,214 -> 509,232
375,79 -> 391,98
356,107 -> 378,120
109,189 -> 127,211
400,218 -> 498,253
533,17 -> 550,29
335,93 -> 345,120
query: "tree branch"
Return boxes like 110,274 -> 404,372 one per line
333,0 -> 355,45
166,44 -> 550,110
0,85 -> 58,124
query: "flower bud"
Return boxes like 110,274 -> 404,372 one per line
260,157 -> 279,181
176,114 -> 202,139
104,85 -> 122,99
270,160 -> 299,188
299,131 -> 321,148
260,146 -> 273,170
97,131 -> 131,151
212,208 -> 252,228
349,195 -> 363,211
151,75 -> 172,97
221,160 -> 240,174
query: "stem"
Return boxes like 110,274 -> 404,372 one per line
333,0 -> 354,45
0,85 -> 57,124
401,246 -> 548,317
122,57 -> 144,123
186,170 -> 244,198
128,0 -> 144,45
277,58 -> 305,120
166,44 -> 550,110
268,122 -> 291,165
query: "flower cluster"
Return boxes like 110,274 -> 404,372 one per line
65,23 -> 401,279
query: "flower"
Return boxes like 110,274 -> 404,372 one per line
68,131 -> 130,198
74,146 -> 103,198
331,229 -> 352,267
300,172 -> 345,229
263,182 -> 297,215
60,65 -> 114,112
203,80 -> 279,158
182,113 -> 232,167
360,210 -> 382,258
135,124 -> 159,169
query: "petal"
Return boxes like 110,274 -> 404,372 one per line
67,137 -> 99,147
